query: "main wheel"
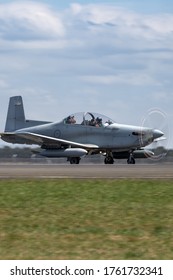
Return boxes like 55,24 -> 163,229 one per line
70,157 -> 80,164
104,156 -> 114,164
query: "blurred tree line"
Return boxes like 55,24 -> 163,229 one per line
0,146 -> 33,158
0,146 -> 172,158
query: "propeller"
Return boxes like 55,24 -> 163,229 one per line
140,108 -> 170,160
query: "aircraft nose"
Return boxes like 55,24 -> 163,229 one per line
152,129 -> 164,139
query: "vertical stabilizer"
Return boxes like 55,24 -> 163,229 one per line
5,96 -> 25,132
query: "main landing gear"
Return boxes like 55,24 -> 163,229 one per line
69,157 -> 80,164
104,152 -> 114,164
69,153 -> 135,165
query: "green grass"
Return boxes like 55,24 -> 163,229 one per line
0,179 -> 173,259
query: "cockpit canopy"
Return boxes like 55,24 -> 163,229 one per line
63,112 -> 115,127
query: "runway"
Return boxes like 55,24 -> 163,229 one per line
0,163 -> 172,179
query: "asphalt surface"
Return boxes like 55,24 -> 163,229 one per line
0,163 -> 172,179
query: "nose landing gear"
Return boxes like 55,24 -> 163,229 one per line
127,153 -> 135,164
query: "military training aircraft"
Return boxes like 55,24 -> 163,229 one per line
0,96 -> 165,164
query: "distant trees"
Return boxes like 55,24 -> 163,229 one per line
0,146 -> 33,158
0,146 -> 172,159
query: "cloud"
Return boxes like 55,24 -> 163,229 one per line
81,73 -> 160,86
0,1 -> 65,41
0,2 -> 173,52
69,3 -> 173,40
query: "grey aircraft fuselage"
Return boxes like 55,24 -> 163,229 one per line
14,122 -> 150,150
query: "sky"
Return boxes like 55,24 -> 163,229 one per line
0,0 -> 173,149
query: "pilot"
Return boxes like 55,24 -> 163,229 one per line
66,115 -> 76,124
96,117 -> 102,127
90,118 -> 96,126
71,116 -> 76,124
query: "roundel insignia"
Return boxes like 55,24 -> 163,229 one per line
54,130 -> 61,138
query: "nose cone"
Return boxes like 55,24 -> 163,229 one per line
153,129 -> 164,139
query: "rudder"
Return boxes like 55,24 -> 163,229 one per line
4,95 -> 51,132
5,96 -> 25,132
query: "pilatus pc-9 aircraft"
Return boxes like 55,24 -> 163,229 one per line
0,96 -> 164,164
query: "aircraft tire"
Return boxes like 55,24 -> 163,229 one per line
104,157 -> 114,164
70,157 -> 80,164
127,158 -> 135,164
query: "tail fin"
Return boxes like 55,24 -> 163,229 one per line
4,96 -> 51,132
5,96 -> 25,132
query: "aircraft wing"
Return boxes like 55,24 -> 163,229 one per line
14,132 -> 99,149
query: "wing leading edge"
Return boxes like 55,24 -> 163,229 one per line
12,132 -> 99,149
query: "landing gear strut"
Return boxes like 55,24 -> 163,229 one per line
69,157 -> 80,164
104,152 -> 114,164
127,153 -> 135,164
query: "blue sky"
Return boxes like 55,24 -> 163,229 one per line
0,0 -> 173,13
0,0 -> 172,149
15,0 -> 173,13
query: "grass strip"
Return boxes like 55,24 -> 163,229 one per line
0,179 -> 173,259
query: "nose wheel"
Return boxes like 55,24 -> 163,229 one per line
127,154 -> 135,164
